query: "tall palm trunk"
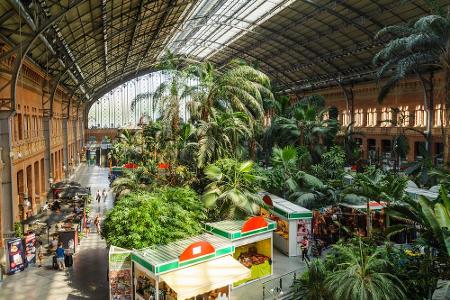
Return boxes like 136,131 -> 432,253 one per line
419,73 -> 434,160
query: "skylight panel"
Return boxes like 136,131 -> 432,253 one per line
165,0 -> 295,59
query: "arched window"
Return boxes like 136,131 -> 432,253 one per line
435,104 -> 446,127
341,110 -> 350,126
354,109 -> 364,127
366,108 -> 377,127
381,107 -> 392,127
415,105 -> 426,127
397,106 -> 409,127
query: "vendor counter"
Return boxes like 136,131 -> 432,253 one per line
260,193 -> 312,257
205,216 -> 276,287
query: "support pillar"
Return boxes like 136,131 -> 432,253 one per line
73,119 -> 78,165
0,111 -> 14,235
62,118 -> 68,179
43,117 -> 52,191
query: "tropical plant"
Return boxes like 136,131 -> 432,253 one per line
196,111 -> 252,168
202,158 -> 265,220
325,240 -> 406,300
102,187 -> 205,249
344,167 -> 408,235
311,146 -> 346,184
268,104 -> 338,162
387,186 -> 450,257
187,60 -> 273,123
111,170 -> 142,198
374,13 -> 450,163
293,259 -> 330,300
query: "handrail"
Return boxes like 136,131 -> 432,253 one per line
262,267 -> 303,299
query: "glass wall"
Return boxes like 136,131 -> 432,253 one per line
88,71 -> 199,128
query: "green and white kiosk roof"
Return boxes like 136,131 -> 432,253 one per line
132,233 -> 234,275
261,193 -> 312,220
205,217 -> 276,241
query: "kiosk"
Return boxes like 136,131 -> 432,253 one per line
131,233 -> 250,300
205,216 -> 276,287
260,193 -> 312,257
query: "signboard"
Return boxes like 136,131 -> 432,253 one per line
109,246 -> 133,300
6,238 -> 26,274
24,233 -> 36,265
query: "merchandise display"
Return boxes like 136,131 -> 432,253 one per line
260,193 -> 312,256
205,217 -> 275,287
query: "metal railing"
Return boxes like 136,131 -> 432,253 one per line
262,268 -> 303,300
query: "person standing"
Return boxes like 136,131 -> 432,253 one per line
96,190 -> 101,204
55,242 -> 65,270
301,236 -> 310,263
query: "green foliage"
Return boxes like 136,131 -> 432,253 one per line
293,239 -> 406,300
293,259 -> 330,300
102,187 -> 206,249
202,158 -> 265,220
388,245 -> 440,299
14,222 -> 24,238
311,146 -> 345,185
325,240 -> 406,300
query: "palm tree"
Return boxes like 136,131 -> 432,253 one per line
196,111 -> 252,168
131,52 -> 192,139
326,240 -> 406,300
374,13 -> 450,163
188,60 -> 273,123
268,104 -> 335,162
344,168 -> 408,235
202,159 -> 265,220
293,259 -> 330,300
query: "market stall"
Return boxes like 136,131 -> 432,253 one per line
260,193 -> 312,257
339,201 -> 387,237
205,216 -> 276,287
131,233 -> 250,300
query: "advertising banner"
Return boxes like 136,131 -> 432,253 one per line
6,238 -> 26,274
24,233 -> 37,265
109,246 -> 133,300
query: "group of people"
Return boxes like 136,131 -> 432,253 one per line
95,189 -> 108,204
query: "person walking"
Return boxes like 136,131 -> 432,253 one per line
102,189 -> 107,202
301,236 -> 310,263
95,190 -> 101,204
94,215 -> 101,234
55,242 -> 65,271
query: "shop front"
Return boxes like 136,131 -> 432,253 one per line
205,216 -> 276,287
131,233 -> 250,300
260,193 -> 312,257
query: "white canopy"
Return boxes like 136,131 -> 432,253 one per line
160,255 -> 250,299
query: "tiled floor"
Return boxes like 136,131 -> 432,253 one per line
0,165 -> 112,300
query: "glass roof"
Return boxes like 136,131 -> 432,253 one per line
167,0 -> 295,59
